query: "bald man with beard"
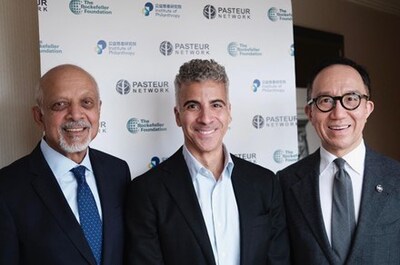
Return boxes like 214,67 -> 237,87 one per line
0,64 -> 131,265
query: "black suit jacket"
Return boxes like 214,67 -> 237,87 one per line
277,147 -> 400,265
0,143 -> 131,265
125,147 -> 290,265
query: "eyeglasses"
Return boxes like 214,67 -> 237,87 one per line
307,92 -> 369,112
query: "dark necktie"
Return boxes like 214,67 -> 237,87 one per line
331,158 -> 356,263
71,166 -> 103,265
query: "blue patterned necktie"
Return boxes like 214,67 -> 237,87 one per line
71,165 -> 103,265
331,158 -> 356,263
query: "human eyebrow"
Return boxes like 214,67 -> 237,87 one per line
183,100 -> 200,108
210,99 -> 226,106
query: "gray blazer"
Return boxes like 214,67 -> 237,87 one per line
277,147 -> 400,265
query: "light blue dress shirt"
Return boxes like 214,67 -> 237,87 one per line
183,145 -> 240,265
40,139 -> 103,222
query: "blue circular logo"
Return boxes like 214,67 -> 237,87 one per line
116,79 -> 131,95
143,2 -> 154,16
127,118 -> 140,134
252,79 -> 261,92
289,44 -> 295,56
227,42 -> 239,57
252,115 -> 264,129
203,5 -> 216,19
148,156 -> 160,168
96,40 -> 107,54
273,150 -> 285,163
159,41 -> 173,56
268,7 -> 279,22
69,0 -> 83,15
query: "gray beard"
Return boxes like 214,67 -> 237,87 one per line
58,120 -> 92,153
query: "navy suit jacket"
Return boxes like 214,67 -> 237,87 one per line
0,144 -> 131,265
277,147 -> 400,265
125,147 -> 290,265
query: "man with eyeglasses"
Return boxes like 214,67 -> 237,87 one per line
277,57 -> 400,265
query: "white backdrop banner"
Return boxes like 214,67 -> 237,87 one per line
38,0 -> 298,176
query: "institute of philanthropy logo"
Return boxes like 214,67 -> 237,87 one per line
116,80 -> 170,95
251,79 -> 287,93
267,7 -> 292,22
159,41 -> 210,56
69,0 -> 112,15
252,115 -> 297,129
148,156 -> 168,168
227,42 -> 261,57
126,118 -> 167,134
96,40 -> 107,54
148,156 -> 160,168
203,5 -> 251,20
143,2 -> 154,16
273,149 -> 298,164
142,2 -> 182,18
252,80 -> 261,92
289,44 -> 295,56
96,40 -> 136,56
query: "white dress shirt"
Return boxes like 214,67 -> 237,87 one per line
40,139 -> 103,222
183,145 -> 240,265
319,140 -> 365,244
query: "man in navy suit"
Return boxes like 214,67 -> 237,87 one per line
278,57 -> 400,265
0,64 -> 131,265
125,59 -> 290,265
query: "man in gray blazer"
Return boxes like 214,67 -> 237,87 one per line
125,59 -> 290,265
278,57 -> 400,265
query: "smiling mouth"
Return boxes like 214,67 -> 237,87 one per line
329,125 -> 351,130
197,129 -> 216,135
65,128 -> 86,132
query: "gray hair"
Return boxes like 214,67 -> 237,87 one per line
174,59 -> 229,106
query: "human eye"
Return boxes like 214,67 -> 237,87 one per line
344,94 -> 360,102
317,96 -> 333,105
82,98 -> 95,109
211,100 -> 225,109
50,101 -> 69,111
213,103 -> 223,108
185,102 -> 200,111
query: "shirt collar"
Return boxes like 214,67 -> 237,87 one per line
182,144 -> 234,181
40,138 -> 93,179
319,139 -> 365,174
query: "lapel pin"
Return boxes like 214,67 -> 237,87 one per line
375,184 -> 383,193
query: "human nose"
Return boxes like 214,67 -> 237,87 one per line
197,106 -> 213,124
330,99 -> 347,117
68,103 -> 84,120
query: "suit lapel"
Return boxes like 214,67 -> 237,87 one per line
29,146 -> 97,265
230,162 -> 260,265
347,149 -> 396,263
160,149 -> 216,265
290,151 -> 339,264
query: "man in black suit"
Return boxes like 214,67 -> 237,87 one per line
0,64 -> 131,265
125,59 -> 290,265
278,57 -> 400,265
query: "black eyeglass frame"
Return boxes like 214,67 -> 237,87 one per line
307,92 -> 370,113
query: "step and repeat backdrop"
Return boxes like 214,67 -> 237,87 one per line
38,0 -> 298,176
